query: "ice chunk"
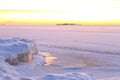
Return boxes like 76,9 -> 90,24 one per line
0,38 -> 38,65
0,38 -> 45,80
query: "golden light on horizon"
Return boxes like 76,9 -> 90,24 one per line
0,0 -> 120,25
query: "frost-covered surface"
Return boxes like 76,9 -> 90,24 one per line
39,73 -> 93,80
98,77 -> 120,80
0,38 -> 45,80
0,25 -> 120,80
0,38 -> 38,61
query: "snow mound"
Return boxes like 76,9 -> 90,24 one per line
0,38 -> 45,80
39,73 -> 93,80
0,38 -> 39,65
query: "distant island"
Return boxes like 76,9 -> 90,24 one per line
56,23 -> 81,26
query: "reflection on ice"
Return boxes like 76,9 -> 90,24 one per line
42,52 -> 57,66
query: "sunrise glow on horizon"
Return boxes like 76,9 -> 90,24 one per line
0,0 -> 120,25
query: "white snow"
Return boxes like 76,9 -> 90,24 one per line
0,25 -> 120,80
98,77 -> 120,80
0,38 -> 45,80
39,73 -> 93,80
0,38 -> 37,58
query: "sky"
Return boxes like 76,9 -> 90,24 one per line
0,0 -> 120,25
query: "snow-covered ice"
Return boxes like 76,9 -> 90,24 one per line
0,38 -> 41,65
0,38 -> 45,80
39,73 -> 93,80
0,25 -> 120,80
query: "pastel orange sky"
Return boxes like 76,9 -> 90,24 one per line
0,0 -> 120,25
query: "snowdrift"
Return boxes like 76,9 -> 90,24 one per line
0,38 -> 45,79
0,38 -> 38,65
40,73 -> 93,80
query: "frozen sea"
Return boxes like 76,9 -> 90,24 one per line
0,25 -> 120,80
